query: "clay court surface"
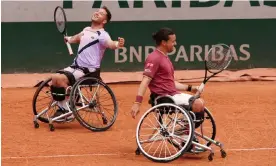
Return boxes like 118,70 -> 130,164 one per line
2,81 -> 276,166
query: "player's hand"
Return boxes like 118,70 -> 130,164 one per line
64,36 -> 71,43
131,103 -> 140,119
118,37 -> 125,47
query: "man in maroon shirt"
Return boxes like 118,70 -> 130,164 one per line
131,27 -> 204,119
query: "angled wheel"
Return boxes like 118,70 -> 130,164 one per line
32,78 -> 58,123
136,103 -> 194,163
195,107 -> 216,147
70,77 -> 118,132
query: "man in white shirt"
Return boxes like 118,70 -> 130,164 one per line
51,6 -> 125,120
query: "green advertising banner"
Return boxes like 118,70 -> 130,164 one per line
2,1 -> 276,73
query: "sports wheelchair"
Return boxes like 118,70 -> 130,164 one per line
32,72 -> 118,132
135,93 -> 226,162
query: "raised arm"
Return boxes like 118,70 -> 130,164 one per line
64,32 -> 83,44
106,37 -> 125,50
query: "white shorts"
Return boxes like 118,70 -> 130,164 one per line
171,93 -> 193,105
63,66 -> 85,81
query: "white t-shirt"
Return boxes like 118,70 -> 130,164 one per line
73,27 -> 111,69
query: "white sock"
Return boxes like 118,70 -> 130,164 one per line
57,99 -> 69,110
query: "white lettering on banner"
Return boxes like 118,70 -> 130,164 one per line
204,45 -> 210,61
230,45 -> 239,61
2,1 -> 276,22
115,47 -> 127,63
240,44 -> 251,61
175,46 -> 189,62
190,45 -> 203,61
115,44 -> 251,63
130,46 -> 142,62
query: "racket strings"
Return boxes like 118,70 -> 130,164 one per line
206,46 -> 232,73
55,8 -> 66,33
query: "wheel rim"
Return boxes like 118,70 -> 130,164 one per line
70,77 -> 118,131
32,78 -> 57,123
136,103 -> 194,161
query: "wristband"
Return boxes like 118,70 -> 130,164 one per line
187,85 -> 192,92
135,95 -> 143,103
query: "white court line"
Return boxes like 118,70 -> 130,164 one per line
2,153 -> 120,160
227,147 -> 276,151
2,147 -> 276,160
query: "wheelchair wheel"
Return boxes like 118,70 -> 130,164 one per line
32,78 -> 57,123
195,107 -> 216,147
136,103 -> 194,163
70,77 -> 118,132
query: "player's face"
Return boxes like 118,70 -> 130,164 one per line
166,34 -> 177,53
91,8 -> 108,24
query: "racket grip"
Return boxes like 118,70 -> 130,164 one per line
198,83 -> 205,92
66,42 -> 74,56
195,83 -> 205,97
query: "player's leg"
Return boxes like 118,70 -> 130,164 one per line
172,93 -> 204,112
51,72 -> 69,119
192,98 -> 205,113
51,67 -> 84,120
171,93 -> 205,152
172,93 -> 205,126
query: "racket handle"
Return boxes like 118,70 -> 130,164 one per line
195,83 -> 205,97
66,42 -> 74,56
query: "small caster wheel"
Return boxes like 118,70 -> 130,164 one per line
102,117 -> 108,125
49,124 -> 55,131
220,149 -> 227,158
34,121 -> 39,128
135,148 -> 141,155
208,153 -> 214,161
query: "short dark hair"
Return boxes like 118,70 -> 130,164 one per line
152,28 -> 175,46
102,6 -> 112,23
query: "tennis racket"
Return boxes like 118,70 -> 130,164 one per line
54,6 -> 74,56
195,43 -> 233,97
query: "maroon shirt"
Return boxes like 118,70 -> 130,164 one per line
143,49 -> 178,96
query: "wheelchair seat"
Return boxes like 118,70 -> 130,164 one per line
148,93 -> 191,110
79,68 -> 102,85
148,93 -> 175,106
148,93 -> 204,128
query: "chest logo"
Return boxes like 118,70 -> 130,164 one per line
146,63 -> 154,68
